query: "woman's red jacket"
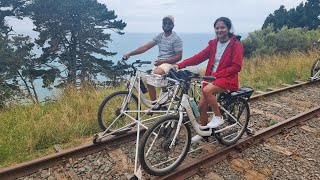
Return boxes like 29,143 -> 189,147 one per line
177,35 -> 244,91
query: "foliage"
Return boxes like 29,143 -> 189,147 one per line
0,51 -> 317,167
0,85 -> 118,167
266,119 -> 278,127
239,51 -> 316,91
0,0 -> 27,35
0,34 -> 51,104
25,0 -> 126,86
242,26 -> 320,57
0,0 -> 127,104
262,0 -> 320,30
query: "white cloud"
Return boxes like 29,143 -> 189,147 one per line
8,0 -> 307,34
103,0 -> 306,33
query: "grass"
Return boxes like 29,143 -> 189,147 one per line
239,51 -> 317,90
266,119 -> 278,127
0,85 -> 119,167
0,51 -> 318,168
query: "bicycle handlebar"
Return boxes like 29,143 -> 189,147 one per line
167,69 -> 216,82
201,76 -> 216,81
137,60 -> 152,64
120,58 -> 152,69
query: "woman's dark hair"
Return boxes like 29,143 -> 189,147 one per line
214,17 -> 234,37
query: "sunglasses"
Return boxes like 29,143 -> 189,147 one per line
163,21 -> 173,25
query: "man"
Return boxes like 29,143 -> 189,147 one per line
123,15 -> 183,103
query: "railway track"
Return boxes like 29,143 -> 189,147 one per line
0,80 -> 319,180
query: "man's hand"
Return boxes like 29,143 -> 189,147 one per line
172,64 -> 179,71
122,54 -> 130,60
154,60 -> 165,66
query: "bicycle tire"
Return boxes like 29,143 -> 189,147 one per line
97,91 -> 138,135
216,97 -> 250,146
311,58 -> 320,77
139,114 -> 191,176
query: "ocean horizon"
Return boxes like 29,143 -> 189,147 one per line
31,32 -> 249,101
108,32 -> 248,62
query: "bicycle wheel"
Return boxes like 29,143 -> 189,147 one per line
139,114 -> 191,176
216,97 -> 250,146
97,91 -> 138,135
311,58 -> 320,77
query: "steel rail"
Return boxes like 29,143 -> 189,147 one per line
156,106 -> 320,180
0,80 -> 318,179
0,130 -> 141,180
250,80 -> 319,100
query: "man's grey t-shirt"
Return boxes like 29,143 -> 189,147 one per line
152,32 -> 183,60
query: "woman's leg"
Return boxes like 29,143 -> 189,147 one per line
192,84 -> 227,141
198,95 -> 209,126
202,83 -> 227,118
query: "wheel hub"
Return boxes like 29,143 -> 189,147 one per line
115,108 -> 125,119
161,139 -> 172,151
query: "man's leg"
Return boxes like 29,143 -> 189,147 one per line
147,84 -> 157,101
148,67 -> 166,101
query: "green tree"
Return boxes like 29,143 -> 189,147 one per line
0,35 -> 17,107
0,34 -> 51,104
262,0 -> 320,30
0,0 -> 26,35
0,0 -> 43,105
304,0 -> 320,29
263,5 -> 291,30
26,0 -> 126,86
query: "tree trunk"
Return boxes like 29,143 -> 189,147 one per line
17,70 -> 36,103
68,31 -> 77,86
29,79 -> 39,103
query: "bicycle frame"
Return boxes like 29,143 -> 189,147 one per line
96,66 -> 182,138
309,39 -> 320,81
309,59 -> 320,81
169,83 -> 246,148
127,70 -> 179,110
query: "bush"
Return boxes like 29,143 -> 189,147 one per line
242,26 -> 320,57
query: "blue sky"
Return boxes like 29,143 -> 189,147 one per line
101,0 -> 306,33
8,0 -> 306,35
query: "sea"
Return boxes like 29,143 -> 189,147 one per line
34,32 -> 248,101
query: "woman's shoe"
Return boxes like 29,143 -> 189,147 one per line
206,116 -> 224,128
191,135 -> 204,143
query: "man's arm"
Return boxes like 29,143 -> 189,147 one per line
123,41 -> 155,60
155,51 -> 182,65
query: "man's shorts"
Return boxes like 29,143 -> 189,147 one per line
152,63 -> 175,73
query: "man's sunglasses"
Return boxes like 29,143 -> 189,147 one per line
163,21 -> 173,25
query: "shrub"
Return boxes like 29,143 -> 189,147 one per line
242,26 -> 320,57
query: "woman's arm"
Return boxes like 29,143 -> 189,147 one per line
177,42 -> 212,69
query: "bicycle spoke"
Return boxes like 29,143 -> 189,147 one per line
140,116 -> 191,175
216,98 -> 250,145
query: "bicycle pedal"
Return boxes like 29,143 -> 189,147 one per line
246,128 -> 254,135
203,136 -> 210,142
146,112 -> 154,116
160,106 -> 168,110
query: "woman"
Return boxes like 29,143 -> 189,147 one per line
174,17 -> 244,142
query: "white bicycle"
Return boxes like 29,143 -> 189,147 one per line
309,58 -> 320,81
93,59 -> 182,143
308,39 -> 320,81
138,70 -> 254,176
